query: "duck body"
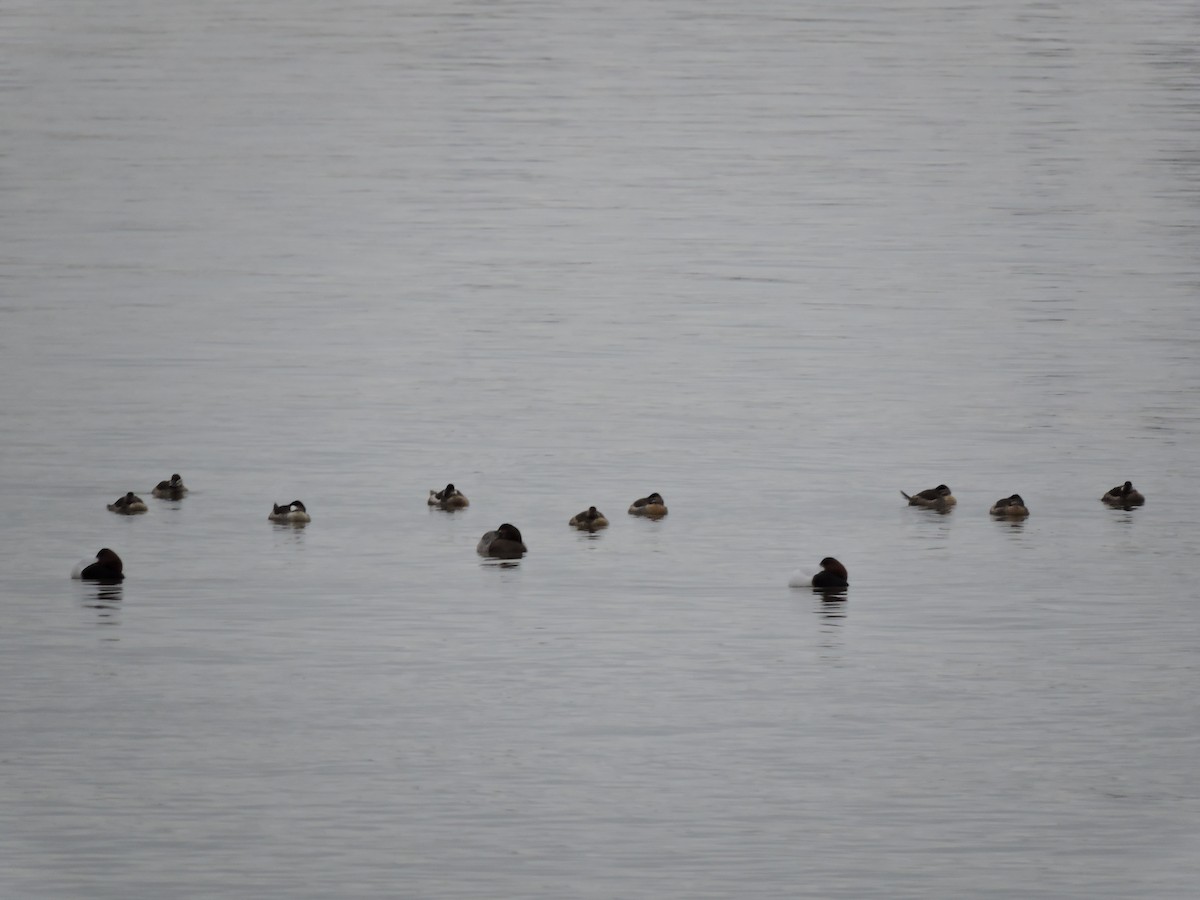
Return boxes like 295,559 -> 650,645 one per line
791,557 -> 849,590
477,523 -> 526,559
72,548 -> 124,582
901,484 -> 956,510
1102,481 -> 1145,506
990,494 -> 1030,517
428,483 -> 469,510
108,492 -> 148,514
627,492 -> 667,518
569,506 -> 609,530
152,473 -> 188,498
268,500 -> 311,523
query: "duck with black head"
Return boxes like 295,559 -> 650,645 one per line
627,492 -> 667,518
1102,480 -> 1145,507
152,473 -> 188,498
900,483 -> 955,510
268,500 -> 311,523
72,548 -> 125,582
107,492 -> 148,514
428,483 -> 469,510
989,494 -> 1029,517
569,506 -> 609,530
477,523 -> 526,559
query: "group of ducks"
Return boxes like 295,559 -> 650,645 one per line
899,481 -> 1146,517
73,477 -> 1146,592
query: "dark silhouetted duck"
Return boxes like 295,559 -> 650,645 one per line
569,506 -> 609,530
900,484 -> 955,510
72,548 -> 124,582
107,492 -> 148,514
989,494 -> 1029,517
152,473 -> 188,498
627,492 -> 667,518
477,523 -> 526,559
268,500 -> 311,523
790,557 -> 849,590
428,483 -> 469,509
1102,480 -> 1145,507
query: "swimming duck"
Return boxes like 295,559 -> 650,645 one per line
428,483 -> 469,509
569,506 -> 609,530
627,492 -> 667,517
152,473 -> 188,498
71,548 -> 124,582
477,523 -> 526,559
900,484 -> 956,510
107,492 -> 148,514
268,500 -> 311,523
989,494 -> 1029,517
789,557 -> 849,590
1101,480 -> 1145,506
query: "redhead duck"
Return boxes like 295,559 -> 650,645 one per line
477,523 -> 526,559
627,492 -> 667,518
989,494 -> 1029,517
268,500 -> 311,523
900,484 -> 956,510
107,492 -> 148,514
152,473 -> 188,498
1102,480 -> 1145,506
790,557 -> 849,590
428,483 -> 469,510
569,506 -> 609,530
72,548 -> 124,582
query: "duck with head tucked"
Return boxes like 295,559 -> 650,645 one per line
72,548 -> 125,582
428,483 -> 469,510
989,494 -> 1029,517
627,492 -> 667,518
477,523 -> 526,559
569,506 -> 609,530
107,492 -> 148,514
789,557 -> 849,590
1102,480 -> 1145,507
268,500 -> 311,523
152,473 -> 188,498
900,483 -> 955,510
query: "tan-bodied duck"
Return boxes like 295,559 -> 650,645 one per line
568,506 -> 609,530
428,483 -> 469,510
107,492 -> 148,514
900,484 -> 955,510
989,494 -> 1029,517
152,473 -> 188,498
1102,480 -> 1145,507
627,492 -> 667,518
477,523 -> 526,559
268,500 -> 311,523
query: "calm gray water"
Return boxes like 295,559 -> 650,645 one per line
3,1 -> 1199,897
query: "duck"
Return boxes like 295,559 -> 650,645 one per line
477,523 -> 526,559
152,473 -> 188,498
72,548 -> 124,582
989,494 -> 1030,517
428,483 -> 469,509
268,500 -> 311,523
627,492 -> 667,517
569,506 -> 609,530
1102,480 -> 1145,506
107,492 -> 148,514
900,484 -> 956,510
789,557 -> 849,590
